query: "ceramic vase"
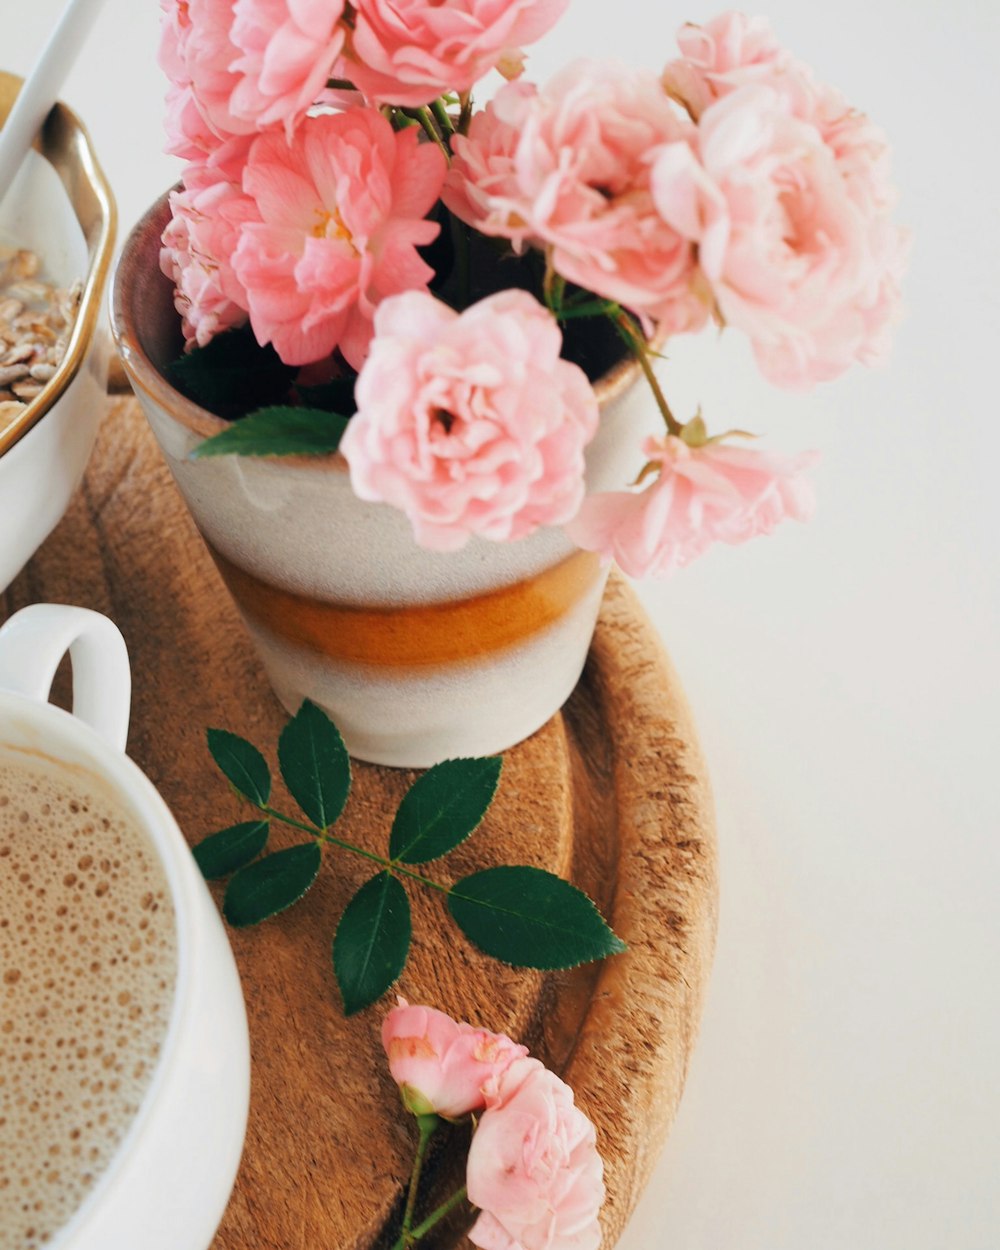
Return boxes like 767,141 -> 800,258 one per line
112,192 -> 655,767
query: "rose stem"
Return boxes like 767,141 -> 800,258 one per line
458,91 -> 473,135
610,310 -> 682,435
396,1114 -> 440,1248
255,804 -> 451,893
408,1186 -> 470,1243
431,98 -> 455,137
404,107 -> 450,158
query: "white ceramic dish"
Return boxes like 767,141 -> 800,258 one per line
0,603 -> 250,1249
0,70 -> 115,594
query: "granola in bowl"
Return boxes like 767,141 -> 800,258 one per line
0,244 -> 81,434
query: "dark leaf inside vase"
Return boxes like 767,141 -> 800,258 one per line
168,324 -> 296,419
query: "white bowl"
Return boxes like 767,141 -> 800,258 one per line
0,71 -> 116,593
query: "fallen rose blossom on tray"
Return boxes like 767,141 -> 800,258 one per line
382,999 -> 605,1250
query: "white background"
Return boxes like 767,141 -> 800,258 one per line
5,1 -> 999,1247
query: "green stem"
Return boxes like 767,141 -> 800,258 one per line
257,804 -> 451,893
391,112 -> 420,131
399,1115 -> 439,1246
409,1186 -> 470,1242
609,310 -> 681,436
404,107 -> 450,158
390,863 -> 450,893
458,91 -> 473,136
431,98 -> 455,136
556,299 -> 617,321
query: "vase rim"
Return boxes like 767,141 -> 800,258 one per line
111,187 -> 653,471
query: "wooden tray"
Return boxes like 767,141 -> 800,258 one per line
3,396 -> 718,1250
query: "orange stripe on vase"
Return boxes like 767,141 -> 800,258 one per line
206,543 -> 605,669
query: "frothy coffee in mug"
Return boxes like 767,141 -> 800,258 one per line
0,747 -> 177,1248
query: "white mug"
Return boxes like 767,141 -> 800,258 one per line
0,603 -> 250,1249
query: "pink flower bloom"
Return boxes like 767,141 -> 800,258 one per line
230,108 -> 446,368
160,141 -> 257,348
159,0 -> 255,158
467,1057 -> 604,1250
443,63 -> 708,334
651,83 -> 907,388
345,0 -> 568,107
661,11 -> 800,120
229,0 -> 347,136
341,289 -> 599,551
160,0 -> 346,156
567,434 -> 818,578
381,999 -> 528,1120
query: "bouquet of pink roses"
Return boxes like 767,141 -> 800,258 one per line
158,3 -> 907,575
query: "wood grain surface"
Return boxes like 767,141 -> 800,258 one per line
2,396 -> 718,1250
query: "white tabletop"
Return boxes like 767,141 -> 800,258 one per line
7,1 -> 998,1247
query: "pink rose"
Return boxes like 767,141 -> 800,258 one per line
443,63 -> 708,334
382,999 -> 527,1119
467,1057 -> 604,1250
160,0 -> 347,155
159,0 -> 255,158
566,434 -> 818,578
345,0 -> 569,107
229,0 -> 347,136
651,83 -> 907,388
160,141 -> 257,348
341,289 -> 599,551
661,11 -> 801,120
230,108 -> 446,368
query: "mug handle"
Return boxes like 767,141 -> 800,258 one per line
0,604 -> 131,751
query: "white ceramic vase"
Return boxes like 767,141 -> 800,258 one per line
112,193 -> 655,768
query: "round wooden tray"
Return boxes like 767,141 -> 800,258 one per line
2,396 -> 718,1250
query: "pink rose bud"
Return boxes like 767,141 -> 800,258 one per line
382,1000 -> 528,1120
467,1057 -> 605,1250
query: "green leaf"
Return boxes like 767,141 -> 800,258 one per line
277,700 -> 351,830
447,866 -> 626,970
296,377 -> 357,415
168,325 -> 295,419
192,819 -> 269,880
333,872 -> 411,1015
223,843 -> 322,927
192,406 -> 349,459
206,728 -> 271,806
390,757 -> 502,864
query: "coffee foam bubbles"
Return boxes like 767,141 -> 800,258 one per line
0,748 -> 177,1249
